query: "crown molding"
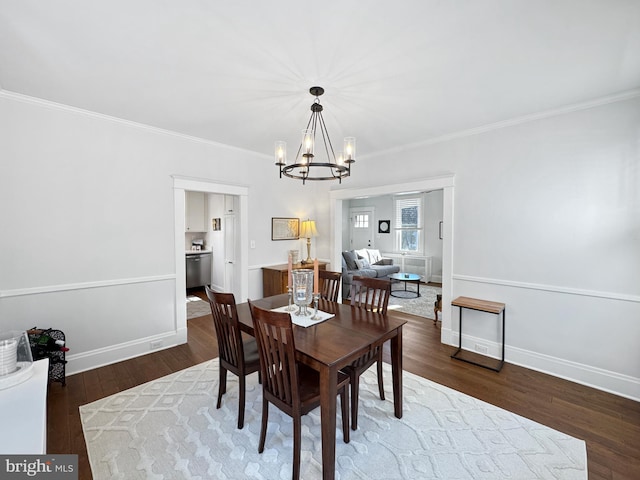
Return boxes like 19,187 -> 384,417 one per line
363,88 -> 640,160
0,89 -> 262,156
3,87 -> 639,160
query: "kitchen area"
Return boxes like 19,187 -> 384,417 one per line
185,191 -> 238,296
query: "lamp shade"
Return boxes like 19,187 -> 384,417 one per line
300,219 -> 318,238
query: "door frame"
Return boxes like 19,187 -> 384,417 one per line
173,176 -> 249,342
329,174 -> 455,345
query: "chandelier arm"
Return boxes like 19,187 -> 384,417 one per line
317,113 -> 337,163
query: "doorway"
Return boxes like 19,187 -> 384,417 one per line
173,177 -> 249,343
329,175 -> 455,346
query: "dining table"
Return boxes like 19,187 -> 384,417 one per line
235,294 -> 407,480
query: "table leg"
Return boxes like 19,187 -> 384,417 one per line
320,365 -> 337,480
390,327 -> 404,418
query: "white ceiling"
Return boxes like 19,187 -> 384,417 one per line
1,0 -> 639,158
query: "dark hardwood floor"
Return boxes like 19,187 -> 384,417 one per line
47,309 -> 640,480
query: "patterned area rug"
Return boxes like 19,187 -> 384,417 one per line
80,360 -> 586,480
388,284 -> 441,319
186,296 -> 211,320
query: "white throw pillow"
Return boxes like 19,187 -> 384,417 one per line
354,259 -> 365,269
367,249 -> 382,263
355,248 -> 370,262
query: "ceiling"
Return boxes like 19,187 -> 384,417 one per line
1,0 -> 639,159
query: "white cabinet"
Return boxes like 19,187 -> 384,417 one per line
186,191 -> 207,232
224,194 -> 235,213
0,359 -> 49,453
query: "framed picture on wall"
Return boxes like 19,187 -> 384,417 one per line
271,217 -> 300,241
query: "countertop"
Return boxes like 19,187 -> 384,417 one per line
185,249 -> 212,255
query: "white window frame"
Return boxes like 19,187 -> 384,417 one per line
394,193 -> 424,254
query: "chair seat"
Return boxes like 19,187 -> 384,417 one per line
296,364 -> 350,410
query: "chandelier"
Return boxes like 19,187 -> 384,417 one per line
275,86 -> 356,184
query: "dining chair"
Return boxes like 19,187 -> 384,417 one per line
434,293 -> 442,324
318,269 -> 342,302
205,286 -> 261,429
344,275 -> 391,430
248,300 -> 350,480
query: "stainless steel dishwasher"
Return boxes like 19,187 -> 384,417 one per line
186,252 -> 212,288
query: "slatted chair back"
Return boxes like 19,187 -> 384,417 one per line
206,288 -> 244,367
319,270 -> 342,302
248,301 -> 300,410
350,276 -> 391,314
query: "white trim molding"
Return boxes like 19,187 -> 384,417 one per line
363,88 -> 640,160
454,274 -> 640,303
445,327 -> 640,402
66,328 -> 188,377
0,274 -> 176,298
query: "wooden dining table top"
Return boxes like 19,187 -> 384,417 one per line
235,294 -> 407,370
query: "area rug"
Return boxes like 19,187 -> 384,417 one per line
80,360 -> 586,479
186,296 -> 210,320
388,284 -> 441,320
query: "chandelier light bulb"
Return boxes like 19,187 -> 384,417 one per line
302,129 -> 314,156
275,141 -> 287,165
344,137 -> 356,162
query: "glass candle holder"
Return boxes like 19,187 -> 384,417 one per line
292,269 -> 314,316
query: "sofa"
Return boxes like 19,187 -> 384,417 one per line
341,248 -> 400,299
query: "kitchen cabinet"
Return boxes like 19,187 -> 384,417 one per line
262,262 -> 329,297
186,191 -> 206,232
224,195 -> 235,213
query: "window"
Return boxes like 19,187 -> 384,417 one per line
353,214 -> 369,228
394,194 -> 423,253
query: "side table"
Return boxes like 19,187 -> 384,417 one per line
451,296 -> 505,372
388,272 -> 422,298
262,261 -> 329,297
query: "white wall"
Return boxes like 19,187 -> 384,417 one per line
424,190 -> 443,280
331,95 -> 640,400
0,92 -> 320,373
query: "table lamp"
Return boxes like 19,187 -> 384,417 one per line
300,219 -> 318,264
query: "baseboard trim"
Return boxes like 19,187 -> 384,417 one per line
66,328 -> 188,376
446,328 -> 640,402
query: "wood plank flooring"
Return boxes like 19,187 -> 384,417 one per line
47,309 -> 640,480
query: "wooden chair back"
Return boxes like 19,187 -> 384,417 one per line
350,276 -> 391,314
319,270 -> 342,302
205,287 -> 244,367
248,300 -> 300,410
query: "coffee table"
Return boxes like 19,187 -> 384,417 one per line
388,272 -> 422,298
